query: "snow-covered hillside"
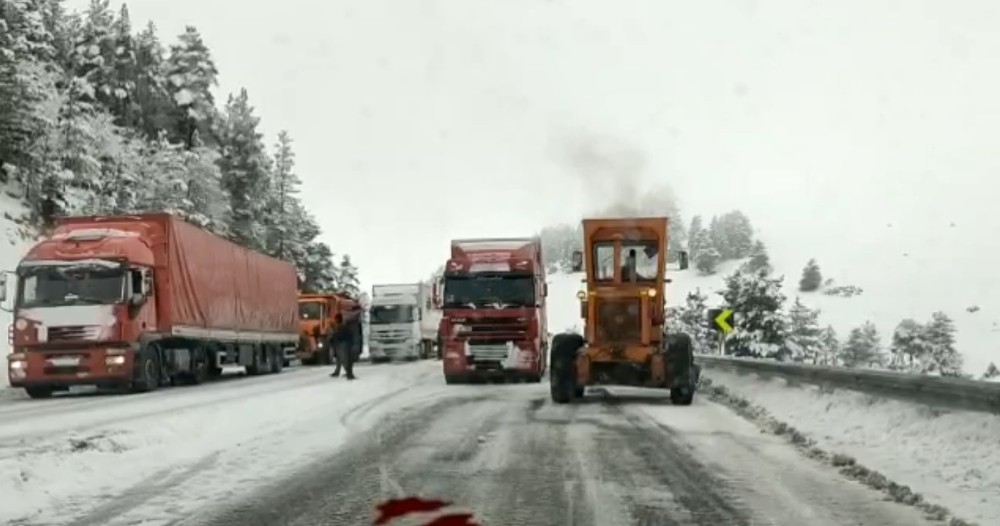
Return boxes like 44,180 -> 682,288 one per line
546,246 -> 997,377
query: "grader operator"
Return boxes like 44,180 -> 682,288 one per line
549,216 -> 698,405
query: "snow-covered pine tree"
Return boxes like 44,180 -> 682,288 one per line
983,362 -> 999,380
104,3 -> 140,128
798,258 -> 823,292
264,130 -> 301,260
923,311 -> 963,376
787,297 -> 822,362
817,325 -> 839,365
299,240 -> 338,293
73,0 -> 115,107
718,268 -> 789,357
888,318 -> 927,372
337,254 -> 361,297
840,321 -> 884,368
217,88 -> 271,250
708,215 -> 729,260
180,131 -> 229,233
165,26 -> 218,149
687,215 -> 704,260
81,117 -> 145,214
0,0 -> 61,196
665,288 -> 716,353
743,239 -> 771,274
694,229 -> 720,275
133,22 -> 175,140
721,210 -> 754,259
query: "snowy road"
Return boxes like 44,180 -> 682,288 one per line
177,385 -> 936,526
1,362 -> 452,526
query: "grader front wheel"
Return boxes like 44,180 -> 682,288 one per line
549,333 -> 584,404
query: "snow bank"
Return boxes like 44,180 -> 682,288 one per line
0,189 -> 33,391
704,368 -> 1000,525
0,362 -> 448,525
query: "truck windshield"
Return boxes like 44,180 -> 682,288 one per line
443,275 -> 535,308
18,263 -> 125,308
370,305 -> 417,324
299,302 -> 324,320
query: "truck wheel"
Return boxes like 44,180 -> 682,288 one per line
269,347 -> 283,374
670,386 -> 694,405
188,348 -> 210,385
132,348 -> 160,392
24,386 -> 53,399
246,346 -> 266,376
550,333 -> 583,404
665,333 -> 696,405
319,337 -> 334,365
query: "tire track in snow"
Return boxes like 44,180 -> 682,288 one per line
64,452 -> 222,526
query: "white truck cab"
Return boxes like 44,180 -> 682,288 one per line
368,284 -> 423,362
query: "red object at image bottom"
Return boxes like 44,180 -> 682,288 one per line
373,497 -> 480,525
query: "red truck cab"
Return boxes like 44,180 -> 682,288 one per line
1,214 -> 298,398
439,237 -> 548,384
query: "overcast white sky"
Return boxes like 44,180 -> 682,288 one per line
68,0 -> 1000,290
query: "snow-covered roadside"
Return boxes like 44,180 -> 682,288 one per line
703,368 -> 1000,526
0,361 -> 449,525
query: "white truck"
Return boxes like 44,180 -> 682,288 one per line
368,283 -> 441,362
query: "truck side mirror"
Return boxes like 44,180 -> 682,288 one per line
0,272 -> 7,303
579,300 -> 588,319
542,283 -> 548,297
571,251 -> 583,272
679,250 -> 689,270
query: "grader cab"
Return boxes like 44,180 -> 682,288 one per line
549,217 -> 698,405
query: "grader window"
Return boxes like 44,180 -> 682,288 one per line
620,241 -> 658,282
593,242 -> 614,281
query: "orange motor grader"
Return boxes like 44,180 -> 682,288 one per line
549,216 -> 698,405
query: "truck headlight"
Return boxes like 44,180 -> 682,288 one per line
9,359 -> 26,370
105,356 -> 125,366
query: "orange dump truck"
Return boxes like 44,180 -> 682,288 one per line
296,293 -> 360,364
0,213 -> 299,398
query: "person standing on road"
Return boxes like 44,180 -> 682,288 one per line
329,312 -> 357,380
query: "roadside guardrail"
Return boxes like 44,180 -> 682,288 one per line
697,354 -> 1000,414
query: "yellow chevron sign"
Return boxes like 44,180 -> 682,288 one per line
715,308 -> 733,334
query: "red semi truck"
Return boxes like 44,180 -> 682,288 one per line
0,213 -> 299,398
439,237 -> 548,384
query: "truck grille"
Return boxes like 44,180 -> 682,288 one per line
458,317 -> 529,340
595,298 -> 642,343
468,343 -> 509,362
47,326 -> 100,342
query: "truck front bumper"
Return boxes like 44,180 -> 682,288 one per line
8,347 -> 135,388
369,341 -> 419,360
